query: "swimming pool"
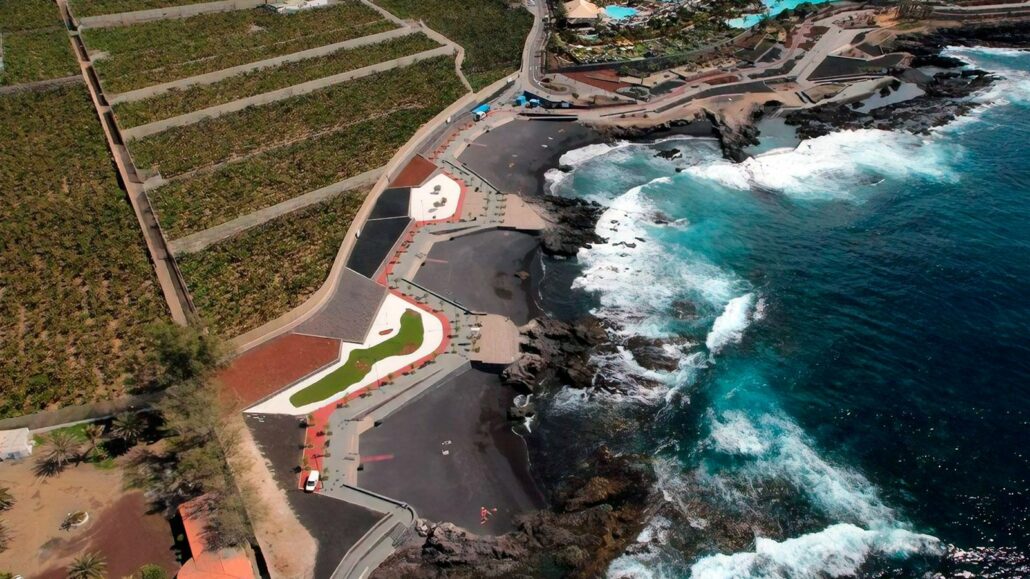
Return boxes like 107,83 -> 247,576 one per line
726,0 -> 837,28
605,5 -> 638,19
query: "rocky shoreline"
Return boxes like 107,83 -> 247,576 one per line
374,22 -> 1030,579
784,23 -> 1030,142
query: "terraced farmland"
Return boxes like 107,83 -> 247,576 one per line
374,0 -> 532,89
177,191 -> 367,337
113,32 -> 442,128
0,0 -> 79,85
130,56 -> 464,177
70,0 -> 217,18
0,85 -> 164,418
82,1 -> 395,93
150,108 -> 432,238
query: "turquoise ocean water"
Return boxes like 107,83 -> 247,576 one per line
533,47 -> 1030,577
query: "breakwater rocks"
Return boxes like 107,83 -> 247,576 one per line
785,68 -> 996,139
786,23 -> 1030,140
374,447 -> 657,578
535,194 -> 607,257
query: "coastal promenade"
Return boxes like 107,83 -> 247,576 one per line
223,2 -> 973,577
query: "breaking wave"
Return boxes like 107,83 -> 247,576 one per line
687,129 -> 960,199
689,524 -> 942,579
705,294 -> 758,354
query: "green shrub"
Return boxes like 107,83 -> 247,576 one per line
83,2 -> 394,93
178,191 -> 367,336
113,33 -> 442,127
135,563 -> 169,579
374,0 -> 532,89
0,85 -> 165,418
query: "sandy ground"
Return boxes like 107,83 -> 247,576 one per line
235,415 -> 318,579
0,458 -> 178,578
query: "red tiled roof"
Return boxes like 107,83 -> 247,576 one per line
177,498 -> 256,579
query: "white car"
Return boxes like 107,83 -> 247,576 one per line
304,470 -> 320,492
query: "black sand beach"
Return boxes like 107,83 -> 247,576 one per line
357,367 -> 546,533
413,229 -> 542,325
245,415 -> 383,579
459,120 -> 601,197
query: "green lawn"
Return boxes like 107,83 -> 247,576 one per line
290,309 -> 424,407
374,0 -> 532,89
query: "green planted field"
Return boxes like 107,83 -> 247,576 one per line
70,0 -> 218,18
152,109 -> 433,239
83,2 -> 394,93
290,309 -> 424,407
0,28 -> 79,85
0,0 -> 64,31
113,33 -> 441,127
374,0 -> 532,89
0,85 -> 165,418
0,0 -> 78,86
177,191 -> 366,337
130,56 -> 464,176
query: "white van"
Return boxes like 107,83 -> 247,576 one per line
304,470 -> 320,492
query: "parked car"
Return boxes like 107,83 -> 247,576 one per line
304,470 -> 320,492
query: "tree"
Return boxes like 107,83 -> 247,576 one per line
0,519 -> 9,553
67,552 -> 107,579
136,563 -> 168,579
44,431 -> 81,469
0,487 -> 13,511
149,322 -> 226,388
82,423 -> 106,461
111,412 -> 146,445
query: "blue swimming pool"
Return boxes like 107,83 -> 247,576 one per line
727,0 -> 837,28
605,5 -> 638,19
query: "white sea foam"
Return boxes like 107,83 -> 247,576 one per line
708,410 -> 769,456
706,293 -> 756,354
941,46 -> 1030,110
688,129 -> 959,199
689,523 -> 942,579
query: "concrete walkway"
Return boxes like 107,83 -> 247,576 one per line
168,166 -> 385,255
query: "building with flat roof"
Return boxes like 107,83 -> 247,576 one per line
0,428 -> 32,461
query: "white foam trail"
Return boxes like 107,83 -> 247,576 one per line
689,524 -> 942,579
559,141 -> 631,168
688,129 -> 959,199
706,293 -> 756,354
708,410 -> 769,456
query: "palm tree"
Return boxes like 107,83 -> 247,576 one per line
67,551 -> 107,579
0,519 -> 10,553
111,412 -> 145,445
0,486 -> 13,511
44,431 -> 81,469
82,424 -> 106,461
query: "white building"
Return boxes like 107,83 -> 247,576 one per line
0,428 -> 33,461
